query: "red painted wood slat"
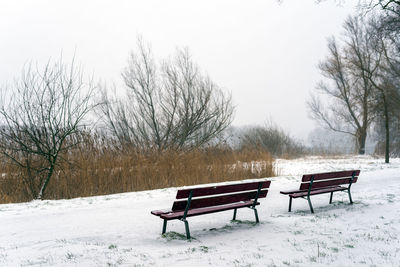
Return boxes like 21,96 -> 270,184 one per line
175,181 -> 271,199
171,190 -> 268,211
301,170 -> 360,182
161,200 -> 259,220
299,177 -> 358,190
289,186 -> 348,198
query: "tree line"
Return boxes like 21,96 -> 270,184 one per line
2,39 -> 297,201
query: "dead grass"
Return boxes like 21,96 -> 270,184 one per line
0,146 -> 274,204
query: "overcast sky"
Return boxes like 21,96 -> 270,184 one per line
0,0 -> 358,140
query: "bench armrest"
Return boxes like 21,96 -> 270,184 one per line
280,189 -> 305,195
151,209 -> 172,216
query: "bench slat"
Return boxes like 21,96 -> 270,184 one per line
161,200 -> 259,220
301,170 -> 360,182
176,181 -> 271,199
289,186 -> 348,198
299,177 -> 358,190
281,185 -> 343,195
172,189 -> 268,211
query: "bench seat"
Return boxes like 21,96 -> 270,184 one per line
281,186 -> 347,198
289,186 -> 347,198
157,201 -> 259,220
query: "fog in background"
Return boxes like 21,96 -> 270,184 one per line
0,0 -> 357,140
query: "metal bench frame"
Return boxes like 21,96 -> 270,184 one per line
283,170 -> 359,213
153,181 -> 268,239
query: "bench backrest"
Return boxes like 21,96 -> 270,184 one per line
299,170 -> 360,191
171,181 -> 271,212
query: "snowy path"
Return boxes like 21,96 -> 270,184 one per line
1,156 -> 400,266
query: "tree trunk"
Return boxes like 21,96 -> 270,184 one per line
383,94 -> 390,163
37,163 -> 55,200
357,130 -> 367,155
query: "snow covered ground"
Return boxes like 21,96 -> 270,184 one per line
1,155 -> 400,266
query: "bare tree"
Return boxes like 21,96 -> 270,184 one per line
350,16 -> 400,162
0,59 -> 96,200
361,0 -> 400,15
374,40 -> 400,160
316,1 -> 400,35
319,0 -> 400,14
238,121 -> 306,157
100,39 -> 234,151
308,16 -> 380,154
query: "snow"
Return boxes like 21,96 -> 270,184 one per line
1,156 -> 400,266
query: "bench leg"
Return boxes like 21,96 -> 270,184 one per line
162,219 -> 168,234
253,208 -> 259,223
307,196 -> 314,213
329,192 -> 333,204
348,189 -> 353,204
232,208 -> 237,220
182,219 -> 191,239
288,197 -> 293,212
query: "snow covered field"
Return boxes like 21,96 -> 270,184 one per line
1,156 -> 400,266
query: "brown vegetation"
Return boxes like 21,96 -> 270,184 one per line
0,140 -> 274,204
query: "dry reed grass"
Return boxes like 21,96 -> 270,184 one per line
0,146 -> 274,204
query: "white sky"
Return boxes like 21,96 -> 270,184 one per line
0,0 -> 357,140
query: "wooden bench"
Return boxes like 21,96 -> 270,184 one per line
151,180 -> 271,239
280,170 -> 360,213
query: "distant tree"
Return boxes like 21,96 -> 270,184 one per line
238,121 -> 306,157
0,59 -> 96,200
355,16 -> 400,162
318,0 -> 400,14
361,0 -> 400,15
309,14 -> 400,159
371,40 -> 400,160
308,16 -> 381,154
316,1 -> 400,34
100,39 -> 234,151
374,111 -> 400,156
308,128 -> 355,155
